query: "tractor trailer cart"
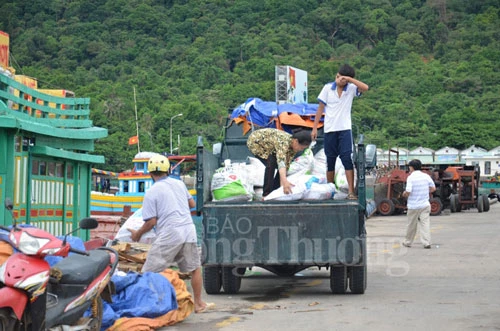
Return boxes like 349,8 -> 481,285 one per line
195,122 -> 368,295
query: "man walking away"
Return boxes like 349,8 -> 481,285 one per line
402,159 -> 436,249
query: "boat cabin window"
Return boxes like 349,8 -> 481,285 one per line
56,163 -> 63,177
48,162 -> 56,177
123,180 -> 129,193
136,162 -> 145,173
67,164 -> 73,179
32,160 -> 39,175
138,181 -> 145,193
15,136 -> 22,152
39,161 -> 47,175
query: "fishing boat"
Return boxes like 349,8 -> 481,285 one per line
90,152 -> 197,216
481,176 -> 500,189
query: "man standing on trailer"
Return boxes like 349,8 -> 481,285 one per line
311,64 -> 369,200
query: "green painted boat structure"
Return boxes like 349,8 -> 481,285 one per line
0,72 -> 106,240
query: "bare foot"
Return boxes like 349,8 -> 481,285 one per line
195,302 -> 215,313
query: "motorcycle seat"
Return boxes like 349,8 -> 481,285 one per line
51,249 -> 110,285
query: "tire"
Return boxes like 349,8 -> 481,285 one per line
0,308 -> 18,331
349,264 -> 367,294
203,266 -> 222,294
221,267 -> 242,294
90,297 -> 103,331
450,194 -> 457,213
430,197 -> 443,216
451,194 -> 462,212
477,195 -> 484,213
377,198 -> 395,216
455,194 -> 462,212
330,266 -> 348,294
482,195 -> 490,212
391,198 -> 404,215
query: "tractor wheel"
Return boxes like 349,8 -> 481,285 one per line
450,194 -> 457,213
456,195 -> 462,212
391,198 -> 404,214
377,198 -> 395,216
430,197 -> 443,216
452,194 -> 462,212
477,195 -> 484,213
482,195 -> 490,212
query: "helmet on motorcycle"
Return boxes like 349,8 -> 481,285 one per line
148,155 -> 170,173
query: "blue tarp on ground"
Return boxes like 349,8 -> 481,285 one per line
102,272 -> 178,330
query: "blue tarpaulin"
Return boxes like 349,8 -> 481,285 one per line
101,272 -> 178,330
230,97 -> 320,131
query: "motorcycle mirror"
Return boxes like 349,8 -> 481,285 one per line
4,198 -> 17,227
79,217 -> 99,230
4,198 -> 13,211
63,217 -> 99,246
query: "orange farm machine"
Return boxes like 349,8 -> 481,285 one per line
374,164 -> 489,216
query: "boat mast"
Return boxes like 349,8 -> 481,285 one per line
133,86 -> 140,153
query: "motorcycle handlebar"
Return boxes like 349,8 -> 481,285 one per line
69,247 -> 89,256
0,225 -> 11,232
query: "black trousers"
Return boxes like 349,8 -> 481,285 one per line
258,154 -> 281,196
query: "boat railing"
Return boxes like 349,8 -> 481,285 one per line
0,73 -> 91,128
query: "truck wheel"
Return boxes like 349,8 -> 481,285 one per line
377,198 -> 395,216
477,195 -> 484,213
349,264 -> 367,294
222,267 -> 242,294
482,195 -> 490,212
330,266 -> 348,294
430,197 -> 443,216
203,266 -> 222,294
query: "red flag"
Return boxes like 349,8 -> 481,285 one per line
289,67 -> 296,88
128,135 -> 138,145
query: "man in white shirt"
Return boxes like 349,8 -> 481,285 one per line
129,155 -> 210,313
402,159 -> 436,249
311,64 -> 369,199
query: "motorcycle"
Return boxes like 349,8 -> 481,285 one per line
0,198 -> 119,330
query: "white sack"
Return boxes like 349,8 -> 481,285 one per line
288,148 -> 315,176
211,166 -> 252,202
114,208 -> 157,244
303,182 -> 336,200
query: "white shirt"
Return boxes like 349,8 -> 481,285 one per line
405,170 -> 435,209
317,82 -> 361,132
142,177 -> 196,245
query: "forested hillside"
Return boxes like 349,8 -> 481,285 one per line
1,0 -> 499,171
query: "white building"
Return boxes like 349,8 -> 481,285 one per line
374,145 -> 500,177
376,147 -> 409,166
434,146 -> 460,163
463,145 -> 500,178
409,146 -> 434,164
459,145 -> 488,161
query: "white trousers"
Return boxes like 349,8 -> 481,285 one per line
404,205 -> 431,246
